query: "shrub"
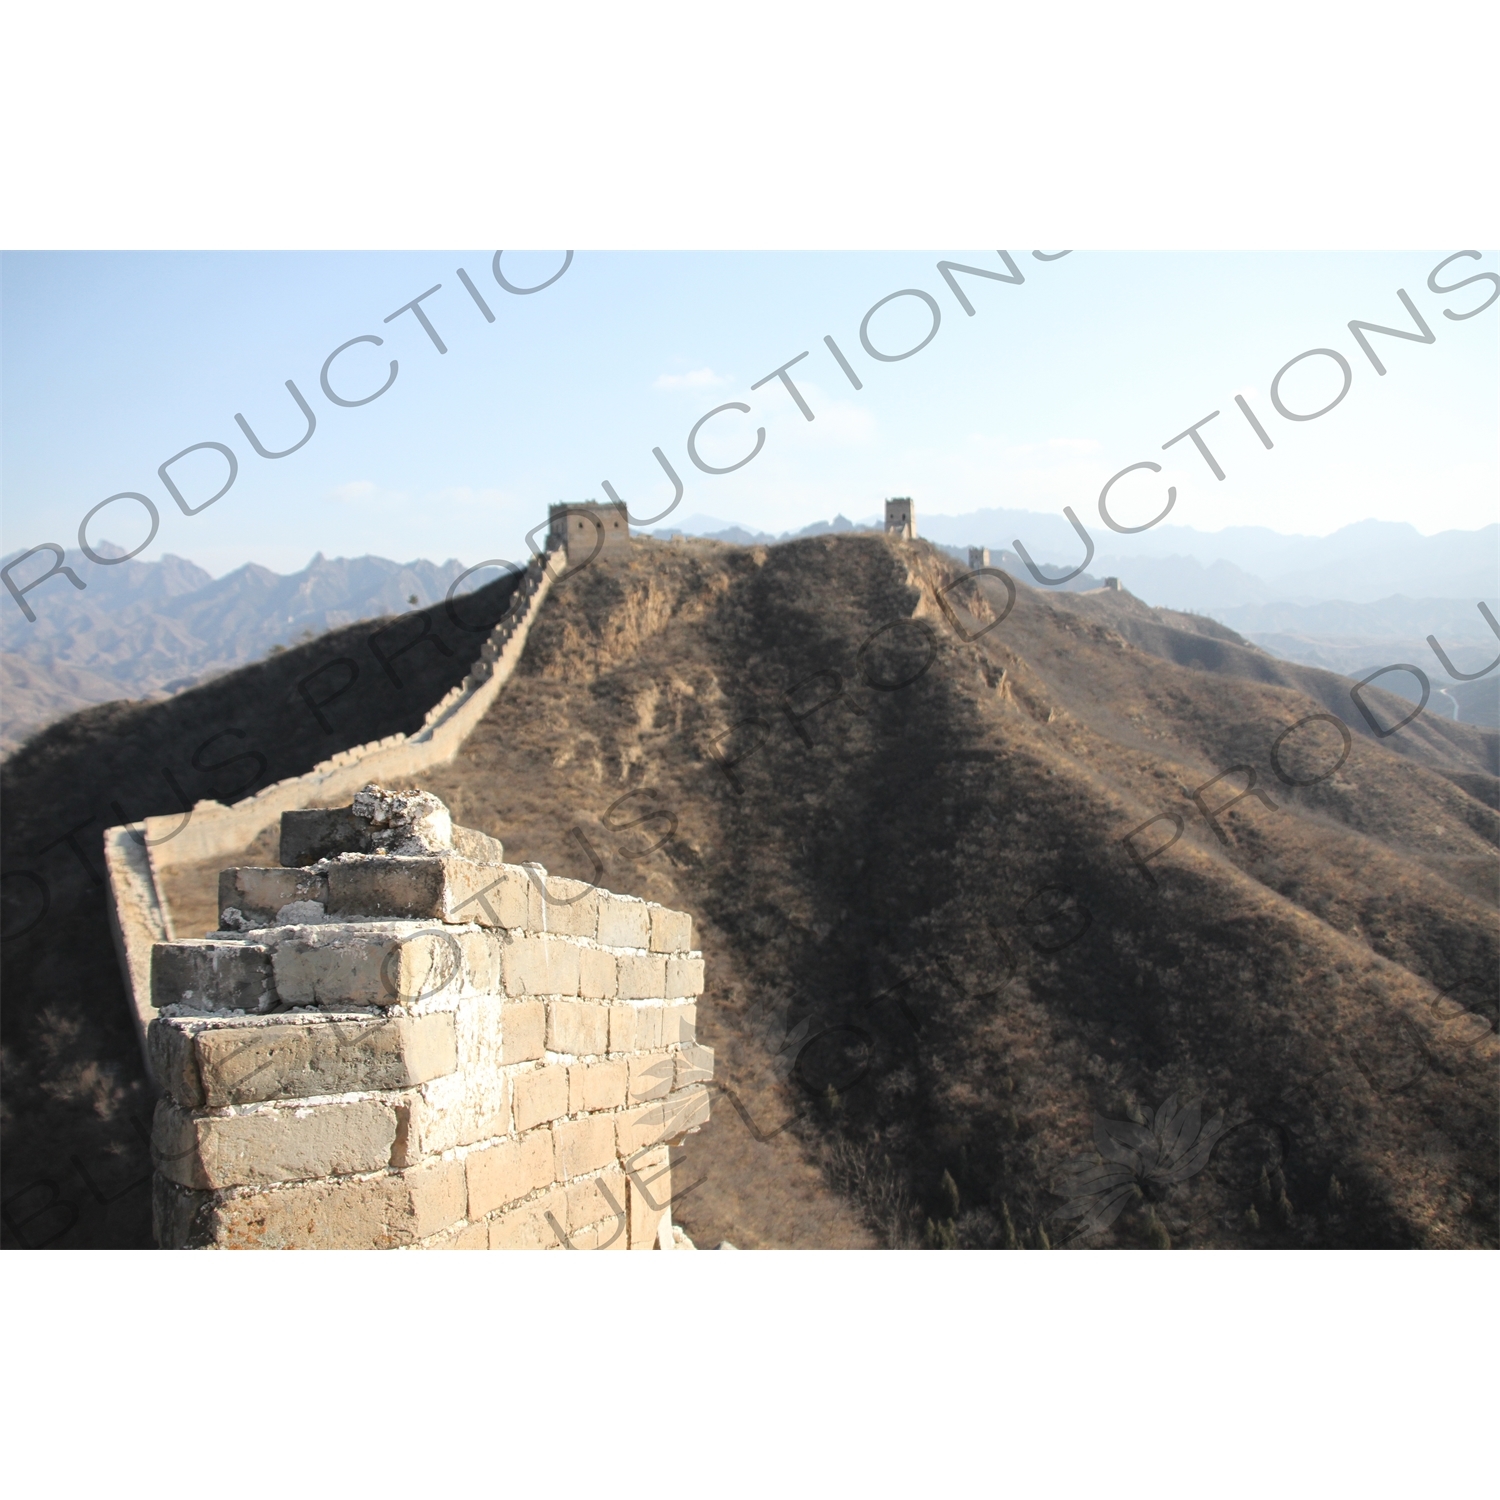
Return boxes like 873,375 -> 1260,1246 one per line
1001,1201 -> 1020,1250
924,1217 -> 958,1250
939,1169 -> 961,1220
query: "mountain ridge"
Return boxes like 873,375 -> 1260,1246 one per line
655,511 -> 1500,607
5,513 -> 1497,753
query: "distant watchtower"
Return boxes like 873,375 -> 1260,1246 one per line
884,497 -> 916,540
968,546 -> 990,569
549,501 -> 631,565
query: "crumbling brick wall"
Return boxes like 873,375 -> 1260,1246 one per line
106,548 -> 566,1077
148,786 -> 711,1249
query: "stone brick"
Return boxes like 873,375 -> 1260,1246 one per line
542,879 -> 599,940
488,1186 -> 569,1250
405,1159 -> 470,1242
188,1012 -> 457,1107
501,934 -> 545,996
615,1102 -> 665,1157
466,1129 -> 555,1218
552,1115 -> 616,1177
148,1019 -> 204,1107
662,1003 -> 697,1046
543,936 -> 582,997
269,934 -> 386,1008
513,1065 -> 569,1131
457,929 -> 500,992
324,857 -> 449,920
615,953 -> 667,1000
405,1158 -> 468,1242
629,1006 -> 663,1051
626,1146 -> 671,1249
501,934 -> 580,997
578,946 -> 618,1000
547,1001 -> 610,1056
675,1042 -> 714,1089
451,825 -> 505,867
391,1081 -> 513,1166
502,1001 -> 546,1063
152,941 -> 274,1012
569,1060 -> 627,1114
390,929 -> 468,1006
444,862 -> 536,929
320,854 -> 526,928
661,1085 -> 711,1141
567,1217 -> 630,1250
665,956 -> 705,999
174,1159 -> 469,1248
153,1097 -> 399,1190
218,867 -> 329,928
279,806 -> 369,866
271,928 -> 462,1008
628,1051 -> 676,1103
565,1169 -> 628,1243
649,905 -> 693,954
608,1005 -> 637,1054
596,893 -> 650,949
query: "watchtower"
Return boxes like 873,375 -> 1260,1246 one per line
884,497 -> 916,540
549,501 -> 631,565
968,546 -> 990,569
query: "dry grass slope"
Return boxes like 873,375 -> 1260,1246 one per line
421,535 -> 1497,1249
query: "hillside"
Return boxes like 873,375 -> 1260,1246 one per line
3,536 -> 1495,1249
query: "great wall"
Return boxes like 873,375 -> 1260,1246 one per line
105,505 -> 713,1249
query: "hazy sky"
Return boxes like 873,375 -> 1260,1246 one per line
2,250 -> 1495,581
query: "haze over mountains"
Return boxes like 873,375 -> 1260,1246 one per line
3,510 -> 1497,752
658,510 -> 1500,606
654,511 -> 1500,725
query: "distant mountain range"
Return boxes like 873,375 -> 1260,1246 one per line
655,511 -> 1500,609
0,546 -> 510,754
4,509 -> 1497,752
647,510 -> 1499,728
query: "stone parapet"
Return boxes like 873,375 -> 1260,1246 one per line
148,787 -> 710,1250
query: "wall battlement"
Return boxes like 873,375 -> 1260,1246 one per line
885,497 -> 916,539
548,501 -> 631,566
148,787 -> 711,1249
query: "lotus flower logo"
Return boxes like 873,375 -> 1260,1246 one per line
1056,1094 -> 1226,1239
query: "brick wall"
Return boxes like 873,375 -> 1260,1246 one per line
148,789 -> 711,1249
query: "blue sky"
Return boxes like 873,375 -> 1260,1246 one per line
2,250 -> 1495,581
